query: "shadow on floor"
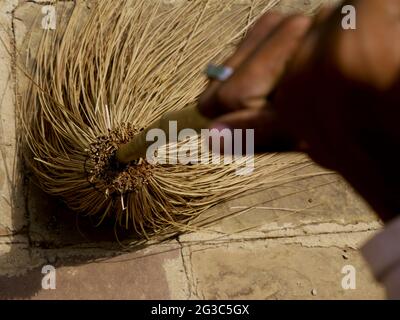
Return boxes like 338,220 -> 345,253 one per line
0,171 -> 165,299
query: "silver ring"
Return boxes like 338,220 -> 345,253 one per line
205,64 -> 234,81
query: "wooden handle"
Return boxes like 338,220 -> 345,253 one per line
116,103 -> 211,163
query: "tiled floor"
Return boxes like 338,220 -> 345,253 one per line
0,0 -> 385,299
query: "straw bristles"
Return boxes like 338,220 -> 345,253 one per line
21,0 -> 315,241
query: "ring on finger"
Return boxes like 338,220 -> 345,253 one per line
205,64 -> 234,82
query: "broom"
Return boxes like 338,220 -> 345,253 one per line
21,0 -> 313,241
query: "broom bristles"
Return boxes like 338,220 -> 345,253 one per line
21,0 -> 316,241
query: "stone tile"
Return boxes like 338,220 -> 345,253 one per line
29,244 -> 187,299
26,181 -> 130,247
187,238 -> 385,299
0,0 -> 27,236
0,239 -> 41,279
0,241 -> 187,299
190,166 -> 382,239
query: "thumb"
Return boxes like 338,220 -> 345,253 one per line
208,108 -> 297,154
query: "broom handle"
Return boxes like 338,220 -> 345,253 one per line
116,102 -> 212,163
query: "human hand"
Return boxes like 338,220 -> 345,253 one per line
198,10 -> 313,150
199,0 -> 400,222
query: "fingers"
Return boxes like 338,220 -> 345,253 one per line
199,14 -> 312,119
217,15 -> 312,111
223,12 -> 285,70
199,13 -> 313,154
199,12 -> 285,117
209,108 -> 297,155
286,5 -> 336,72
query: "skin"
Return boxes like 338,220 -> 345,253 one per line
198,0 -> 400,223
